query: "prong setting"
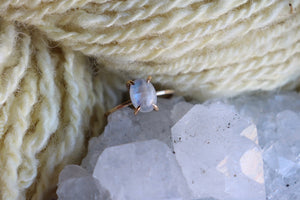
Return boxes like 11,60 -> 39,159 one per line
126,80 -> 135,89
146,76 -> 152,83
134,106 -> 141,115
153,104 -> 159,111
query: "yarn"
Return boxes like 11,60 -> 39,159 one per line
0,20 -> 114,200
2,0 -> 298,98
0,0 -> 300,199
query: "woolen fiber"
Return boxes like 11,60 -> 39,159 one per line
0,0 -> 299,199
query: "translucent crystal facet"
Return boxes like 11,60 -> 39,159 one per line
171,104 -> 265,200
129,79 -> 157,112
57,92 -> 300,200
93,140 -> 191,200
81,98 -> 183,172
57,165 -> 111,200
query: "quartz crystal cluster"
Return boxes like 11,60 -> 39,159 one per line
223,93 -> 300,200
57,92 -> 300,200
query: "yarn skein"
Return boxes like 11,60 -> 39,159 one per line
1,0 -> 299,99
0,20 -> 97,200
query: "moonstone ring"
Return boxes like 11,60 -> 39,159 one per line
105,76 -> 174,116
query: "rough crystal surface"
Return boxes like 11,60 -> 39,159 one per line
57,165 -> 111,200
56,92 -> 300,200
171,101 -> 194,124
81,97 -> 183,173
172,103 -> 265,200
222,92 -> 300,200
93,140 -> 191,200
129,79 -> 157,112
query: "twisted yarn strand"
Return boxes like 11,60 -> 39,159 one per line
18,32 -> 62,195
86,0 -> 284,59
0,69 -> 38,200
30,49 -> 95,200
0,33 -> 30,105
0,21 -> 15,67
95,0 -> 268,57
1,0 -> 247,48
145,20 -> 300,76
0,20 -> 98,200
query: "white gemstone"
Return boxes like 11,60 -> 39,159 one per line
129,79 -> 157,112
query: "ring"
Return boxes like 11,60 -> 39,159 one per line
105,76 -> 174,116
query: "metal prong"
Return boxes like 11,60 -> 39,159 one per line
146,76 -> 152,83
153,104 -> 159,111
156,89 -> 175,96
134,106 -> 141,115
126,80 -> 135,89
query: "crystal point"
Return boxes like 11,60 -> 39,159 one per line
172,103 -> 265,200
93,140 -> 191,200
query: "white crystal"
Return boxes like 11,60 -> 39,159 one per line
57,165 -> 111,200
81,97 -> 183,173
56,91 -> 300,200
93,140 -> 191,200
171,103 -> 265,200
224,92 -> 300,200
222,92 -> 300,148
171,101 -> 194,124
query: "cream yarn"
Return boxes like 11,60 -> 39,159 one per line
0,0 -> 300,199
1,0 -> 299,99
0,19 -> 124,199
0,21 -> 94,199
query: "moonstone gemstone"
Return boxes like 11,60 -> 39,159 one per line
129,79 -> 157,112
